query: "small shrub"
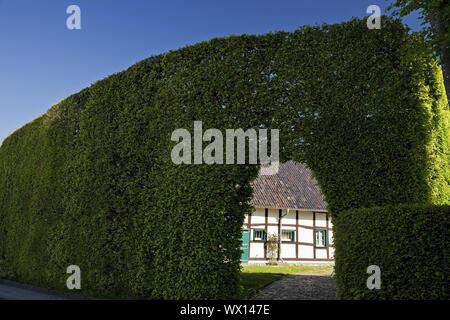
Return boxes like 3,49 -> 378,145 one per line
266,234 -> 279,265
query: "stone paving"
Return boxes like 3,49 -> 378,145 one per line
251,273 -> 336,300
0,279 -> 85,300
0,283 -> 67,300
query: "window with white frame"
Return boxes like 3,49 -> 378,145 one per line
253,229 -> 266,241
314,229 -> 327,248
281,230 -> 295,242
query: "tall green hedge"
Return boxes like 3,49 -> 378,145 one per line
0,18 -> 448,299
334,204 -> 450,299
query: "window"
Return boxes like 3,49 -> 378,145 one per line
314,229 -> 328,248
281,230 -> 295,242
253,229 -> 266,241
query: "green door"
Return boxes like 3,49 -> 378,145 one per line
241,229 -> 249,263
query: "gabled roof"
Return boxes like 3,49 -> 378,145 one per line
250,161 -> 327,211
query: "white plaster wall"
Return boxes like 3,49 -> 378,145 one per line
281,243 -> 296,258
298,227 -> 313,243
316,248 -> 327,259
299,245 -> 314,259
251,208 -> 266,225
267,225 -> 278,237
299,211 -> 314,226
249,242 -> 265,258
329,246 -> 335,259
315,212 -> 327,227
267,208 -> 278,224
282,210 -> 296,225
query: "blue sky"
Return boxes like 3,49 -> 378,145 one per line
0,0 -> 423,144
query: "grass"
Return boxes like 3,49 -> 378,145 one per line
239,264 -> 334,299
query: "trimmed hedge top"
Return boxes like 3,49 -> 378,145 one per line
0,17 -> 448,299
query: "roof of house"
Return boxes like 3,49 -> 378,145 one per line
250,161 -> 327,211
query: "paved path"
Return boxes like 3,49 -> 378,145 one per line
0,280 -> 83,300
251,273 -> 336,300
1,275 -> 336,300
0,284 -> 66,300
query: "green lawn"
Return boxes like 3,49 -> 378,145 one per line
239,264 -> 334,299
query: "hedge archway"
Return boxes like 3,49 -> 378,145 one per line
0,17 -> 448,299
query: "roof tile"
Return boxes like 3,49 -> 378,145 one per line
250,161 -> 327,211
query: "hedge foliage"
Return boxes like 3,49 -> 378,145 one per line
334,204 -> 450,299
0,18 -> 448,299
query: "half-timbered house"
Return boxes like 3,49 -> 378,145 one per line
242,161 -> 333,264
